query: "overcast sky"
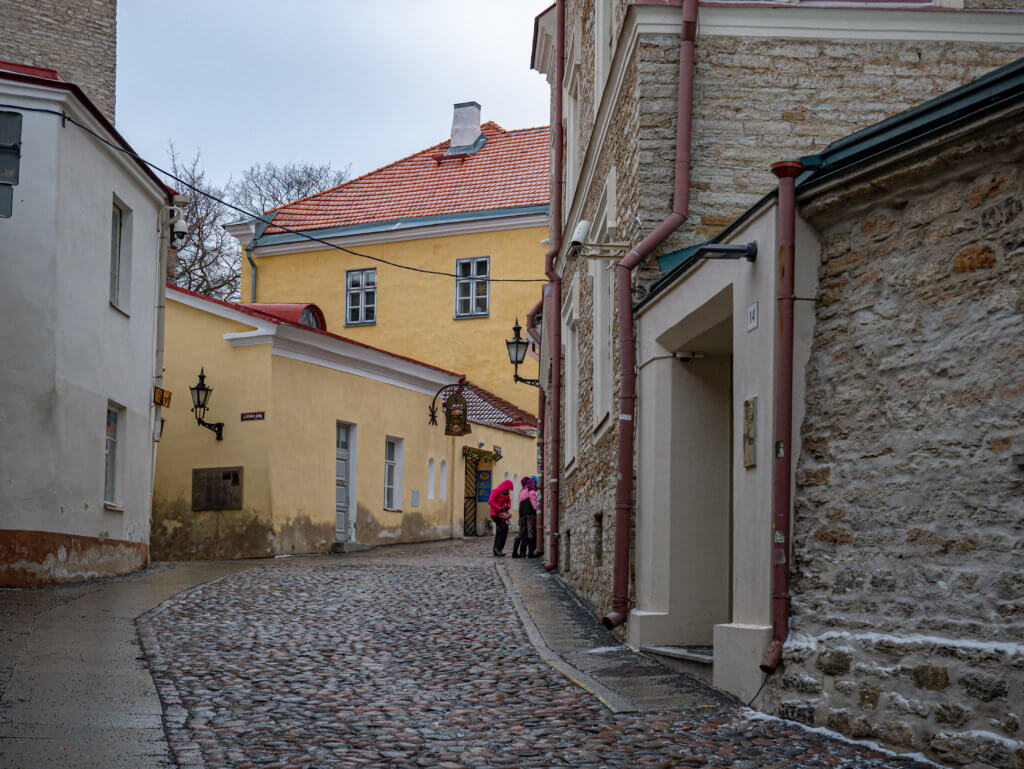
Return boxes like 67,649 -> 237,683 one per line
116,0 -> 552,189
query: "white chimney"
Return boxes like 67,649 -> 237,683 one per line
449,101 -> 483,154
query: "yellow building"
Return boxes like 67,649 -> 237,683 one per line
224,103 -> 549,413
152,286 -> 539,559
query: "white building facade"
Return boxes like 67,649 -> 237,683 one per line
0,63 -> 175,585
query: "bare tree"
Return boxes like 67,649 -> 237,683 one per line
229,160 -> 351,215
168,144 -> 240,300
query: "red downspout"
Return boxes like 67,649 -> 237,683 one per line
526,298 -> 545,552
602,0 -> 699,629
543,0 -> 565,573
760,159 -> 803,673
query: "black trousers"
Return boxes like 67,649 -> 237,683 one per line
493,519 -> 509,553
513,512 -> 537,556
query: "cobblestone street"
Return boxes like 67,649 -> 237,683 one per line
136,540 -> 930,769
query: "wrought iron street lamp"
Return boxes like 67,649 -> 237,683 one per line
189,368 -> 224,440
506,319 -> 539,387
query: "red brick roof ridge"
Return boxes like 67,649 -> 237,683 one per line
258,121 -> 517,219
167,284 -> 464,379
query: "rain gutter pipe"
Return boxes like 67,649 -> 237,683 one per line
527,298 -> 546,552
760,159 -> 803,673
543,0 -> 565,572
246,243 -> 258,302
603,0 -> 699,629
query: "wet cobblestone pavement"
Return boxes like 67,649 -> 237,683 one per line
139,540 -> 928,769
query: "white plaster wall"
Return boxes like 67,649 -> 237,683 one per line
0,81 -> 165,547
632,200 -> 820,701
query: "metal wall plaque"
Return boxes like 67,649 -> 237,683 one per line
743,397 -> 757,468
240,411 -> 265,421
192,466 -> 243,511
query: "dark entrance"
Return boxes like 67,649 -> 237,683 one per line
464,458 -> 478,536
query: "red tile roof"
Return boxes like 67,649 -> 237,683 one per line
461,383 -> 539,434
263,122 -> 550,234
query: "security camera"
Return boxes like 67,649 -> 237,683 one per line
570,219 -> 591,247
171,213 -> 188,243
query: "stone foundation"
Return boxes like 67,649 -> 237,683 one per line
0,529 -> 148,586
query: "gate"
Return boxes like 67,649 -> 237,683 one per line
464,457 -> 478,536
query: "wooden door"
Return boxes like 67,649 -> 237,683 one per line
463,458 -> 478,536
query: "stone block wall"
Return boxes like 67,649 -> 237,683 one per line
770,123 -> 1024,768
546,0 -> 1022,627
0,0 -> 117,121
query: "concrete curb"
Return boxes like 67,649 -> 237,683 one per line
496,563 -> 639,714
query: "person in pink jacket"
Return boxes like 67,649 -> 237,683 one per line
488,479 -> 514,556
512,476 -> 539,558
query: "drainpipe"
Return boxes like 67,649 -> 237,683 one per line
543,0 -> 565,572
246,243 -> 258,302
602,0 -> 699,629
527,298 -> 545,553
760,159 -> 803,673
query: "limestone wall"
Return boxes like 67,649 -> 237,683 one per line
0,0 -> 117,121
771,122 -> 1024,768
546,0 -> 1023,626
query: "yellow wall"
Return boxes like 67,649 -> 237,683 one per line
153,296 -> 539,559
240,225 -> 545,412
152,300 -> 276,559
268,353 -> 455,550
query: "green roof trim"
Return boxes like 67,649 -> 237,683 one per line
655,240 -> 708,274
796,55 -> 1024,189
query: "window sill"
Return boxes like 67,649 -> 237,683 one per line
564,456 -> 578,479
453,314 -> 489,321
109,301 -> 130,318
345,320 -> 376,327
103,501 -> 124,512
383,507 -> 403,513
592,410 -> 613,443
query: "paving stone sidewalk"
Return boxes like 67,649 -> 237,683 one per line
137,538 -> 930,769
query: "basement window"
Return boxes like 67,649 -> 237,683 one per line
192,467 -> 244,511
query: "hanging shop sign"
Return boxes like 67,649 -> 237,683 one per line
443,390 -> 471,436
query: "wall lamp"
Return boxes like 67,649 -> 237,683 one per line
189,368 -> 224,441
505,319 -> 539,387
694,242 -> 758,262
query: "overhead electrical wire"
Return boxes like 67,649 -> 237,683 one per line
2,103 -> 549,283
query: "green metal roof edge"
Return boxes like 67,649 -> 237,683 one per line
635,189 -> 777,312
796,55 -> 1024,188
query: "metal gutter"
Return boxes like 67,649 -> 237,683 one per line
247,205 -> 550,249
796,54 -> 1024,187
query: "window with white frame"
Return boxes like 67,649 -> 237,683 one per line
564,63 -> 581,213
439,460 -> 447,500
562,277 -> 580,465
104,404 -> 123,505
427,458 -> 436,500
109,198 -> 132,312
455,257 -> 489,318
384,437 -> 404,510
346,268 -> 376,326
